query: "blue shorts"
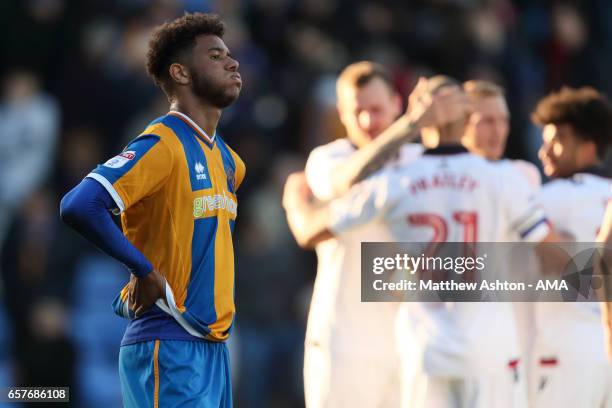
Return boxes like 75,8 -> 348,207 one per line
119,340 -> 232,408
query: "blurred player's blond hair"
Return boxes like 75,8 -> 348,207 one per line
336,61 -> 394,98
463,79 -> 505,101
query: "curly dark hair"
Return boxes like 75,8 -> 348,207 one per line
146,13 -> 225,95
532,86 -> 612,156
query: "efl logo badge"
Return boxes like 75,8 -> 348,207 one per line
103,150 -> 136,168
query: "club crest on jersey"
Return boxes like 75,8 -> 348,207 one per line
103,150 -> 136,168
195,162 -> 207,180
225,165 -> 235,190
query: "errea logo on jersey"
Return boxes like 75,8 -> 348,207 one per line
103,151 -> 136,168
195,162 -> 207,180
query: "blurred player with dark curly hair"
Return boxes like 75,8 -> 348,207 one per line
530,86 -> 612,408
60,13 -> 245,407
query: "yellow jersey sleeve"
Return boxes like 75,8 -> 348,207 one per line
87,135 -> 174,212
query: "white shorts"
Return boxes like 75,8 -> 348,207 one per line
304,342 -> 400,408
530,312 -> 612,408
529,356 -> 612,408
399,356 -> 528,408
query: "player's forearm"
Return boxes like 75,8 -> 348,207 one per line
598,203 -> 612,304
285,200 -> 334,249
330,115 -> 419,196
598,205 -> 612,327
600,255 -> 612,312
60,178 -> 153,278
601,301 -> 612,363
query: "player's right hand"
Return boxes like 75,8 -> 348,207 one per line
129,269 -> 167,318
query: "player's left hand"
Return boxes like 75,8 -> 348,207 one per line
129,269 -> 167,318
282,171 -> 313,210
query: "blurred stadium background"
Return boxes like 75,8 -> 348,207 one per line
1,0 -> 611,406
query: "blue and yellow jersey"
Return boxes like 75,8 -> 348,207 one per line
87,111 -> 245,343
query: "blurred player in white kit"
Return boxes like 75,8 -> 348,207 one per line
460,79 -> 540,400
285,64 -> 468,407
302,62 -> 414,408
529,86 -> 612,408
285,76 -> 562,408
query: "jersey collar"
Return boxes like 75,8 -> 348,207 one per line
168,110 -> 216,144
570,165 -> 610,179
423,144 -> 469,156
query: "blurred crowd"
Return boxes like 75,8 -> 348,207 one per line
1,0 -> 612,406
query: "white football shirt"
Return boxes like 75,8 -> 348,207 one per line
329,146 -> 550,376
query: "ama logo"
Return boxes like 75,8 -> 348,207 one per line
195,162 -> 207,181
